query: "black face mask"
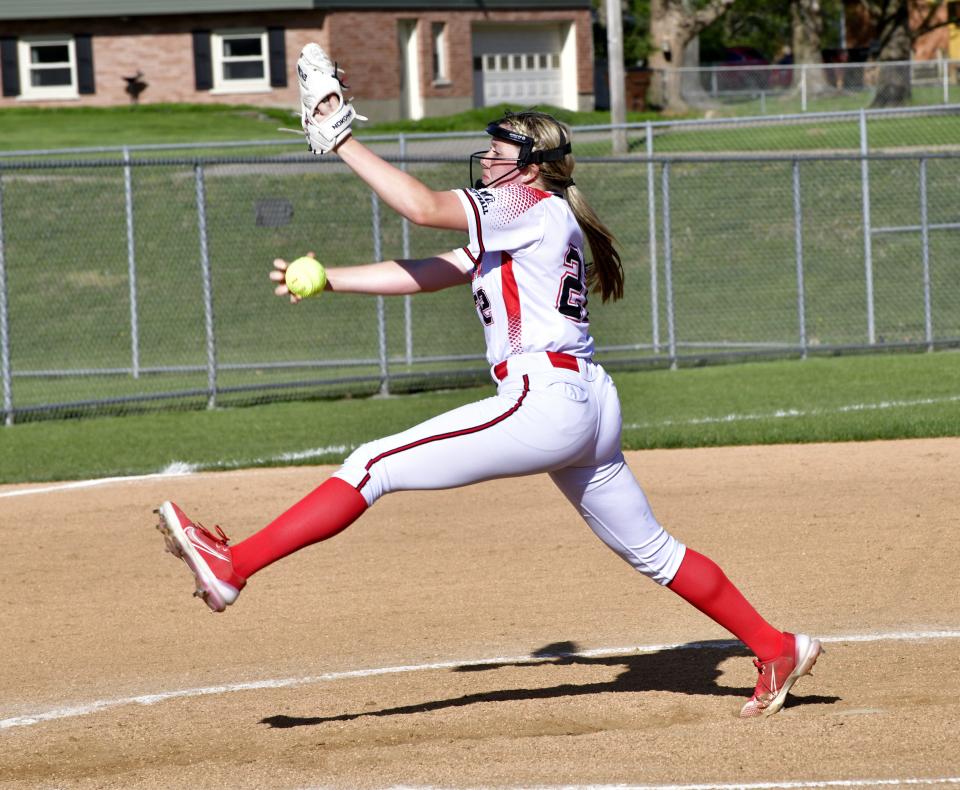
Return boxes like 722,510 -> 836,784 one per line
469,121 -> 571,189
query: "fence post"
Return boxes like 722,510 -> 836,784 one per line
123,146 -> 141,379
646,120 -> 660,353
919,157 -> 933,351
661,161 -> 677,370
194,163 -> 217,409
941,54 -> 949,104
792,159 -> 808,359
859,109 -> 876,344
0,175 -> 12,426
371,191 -> 389,396
800,64 -> 808,112
399,133 -> 413,365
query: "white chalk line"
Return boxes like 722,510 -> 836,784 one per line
3,628 -> 959,731
383,779 -> 960,789
0,467 -> 194,499
0,444 -> 353,499
623,393 -> 960,431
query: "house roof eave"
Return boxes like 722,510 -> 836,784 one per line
0,0 -> 590,22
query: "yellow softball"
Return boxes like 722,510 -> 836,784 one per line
284,256 -> 327,298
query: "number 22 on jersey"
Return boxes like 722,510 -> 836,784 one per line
472,244 -> 588,327
557,244 -> 588,323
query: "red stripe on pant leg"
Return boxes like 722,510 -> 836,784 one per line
356,375 -> 530,491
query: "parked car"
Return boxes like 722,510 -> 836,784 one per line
705,47 -> 791,92
722,46 -> 769,69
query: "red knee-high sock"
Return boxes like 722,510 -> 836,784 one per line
230,477 -> 368,580
667,548 -> 784,661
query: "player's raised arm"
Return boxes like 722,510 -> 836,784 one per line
295,44 -> 466,232
334,138 -> 466,231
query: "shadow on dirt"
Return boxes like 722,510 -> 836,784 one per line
260,639 -> 840,728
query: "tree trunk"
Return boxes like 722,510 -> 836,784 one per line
871,2 -> 912,107
791,0 -> 827,93
647,0 -> 737,113
647,1 -> 687,111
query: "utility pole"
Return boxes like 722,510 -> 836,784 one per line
605,0 -> 628,153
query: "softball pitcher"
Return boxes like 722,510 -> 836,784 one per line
156,44 -> 821,719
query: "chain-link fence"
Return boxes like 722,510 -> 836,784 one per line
1,105 -> 959,424
658,56 -> 960,115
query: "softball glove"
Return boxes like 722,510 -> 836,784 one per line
296,43 -> 366,154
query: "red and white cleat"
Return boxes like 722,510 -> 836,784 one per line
740,632 -> 822,718
155,501 -> 246,613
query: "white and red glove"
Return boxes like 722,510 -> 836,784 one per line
296,43 -> 367,154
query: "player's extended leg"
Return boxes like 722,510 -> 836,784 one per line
159,371 -> 597,610
230,374 -> 595,576
550,456 -> 820,718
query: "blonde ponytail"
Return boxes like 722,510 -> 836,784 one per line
494,110 -> 625,303
564,184 -> 624,303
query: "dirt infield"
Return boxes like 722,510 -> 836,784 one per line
2,438 -> 959,789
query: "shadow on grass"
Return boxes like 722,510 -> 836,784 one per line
260,639 -> 839,728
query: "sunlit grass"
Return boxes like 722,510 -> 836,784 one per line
3,351 -> 958,483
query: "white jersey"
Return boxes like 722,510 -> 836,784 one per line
451,184 -> 594,366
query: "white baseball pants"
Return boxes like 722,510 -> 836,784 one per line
333,353 -> 686,585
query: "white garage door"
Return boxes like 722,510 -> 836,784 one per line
472,24 -> 566,109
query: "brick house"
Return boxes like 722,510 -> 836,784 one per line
843,0 -> 960,61
0,0 -> 595,120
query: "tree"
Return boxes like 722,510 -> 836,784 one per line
867,0 -> 914,105
646,0 -> 738,112
697,0 -> 842,61
857,0 -> 950,107
644,0 -> 841,111
791,0 -> 827,93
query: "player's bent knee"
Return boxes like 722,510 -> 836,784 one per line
332,440 -> 392,506
601,521 -> 685,586
639,532 -> 686,586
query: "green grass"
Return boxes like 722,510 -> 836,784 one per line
0,103 -> 665,154
0,103 -> 301,152
2,351 -> 959,484
648,112 -> 960,153
616,349 -> 960,448
719,83 -> 960,119
356,103 -> 668,134
5,100 -> 958,160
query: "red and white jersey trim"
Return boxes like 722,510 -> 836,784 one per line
450,184 -> 594,366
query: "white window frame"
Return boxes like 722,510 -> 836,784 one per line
210,28 -> 271,94
431,22 -> 449,84
17,35 -> 78,101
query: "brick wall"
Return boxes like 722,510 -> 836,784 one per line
0,8 -> 593,117
0,12 -> 325,109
